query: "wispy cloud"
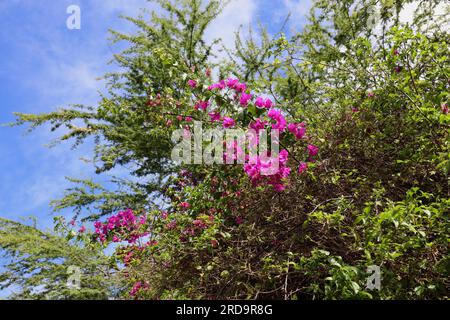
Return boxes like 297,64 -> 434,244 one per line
281,0 -> 312,32
0,0 -> 304,225
399,1 -> 449,31
0,1 -> 151,225
205,0 -> 257,50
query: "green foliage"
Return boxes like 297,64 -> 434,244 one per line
0,218 -> 117,299
12,0 -> 226,220
3,0 -> 450,300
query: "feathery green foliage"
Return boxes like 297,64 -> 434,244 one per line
2,0 -> 449,300
0,217 -> 116,299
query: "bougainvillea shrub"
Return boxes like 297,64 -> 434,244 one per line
1,0 -> 449,300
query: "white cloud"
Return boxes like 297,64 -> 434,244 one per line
399,1 -> 450,32
0,1 -> 142,220
281,0 -> 312,32
205,0 -> 257,53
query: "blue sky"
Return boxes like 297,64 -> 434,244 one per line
0,0 -> 312,231
1,0 -> 440,299
0,1 -> 311,297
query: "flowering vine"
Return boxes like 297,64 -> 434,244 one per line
94,209 -> 148,244
185,76 -> 319,191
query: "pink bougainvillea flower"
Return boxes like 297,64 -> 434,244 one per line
185,116 -> 193,122
287,123 -> 306,139
177,115 -> 183,121
279,149 -> 289,164
367,92 -> 375,98
205,69 -> 212,77
255,96 -> 265,108
268,108 -> 287,132
244,148 -> 291,191
255,97 -> 273,109
130,282 -> 141,296
394,65 -> 402,73
240,92 -> 253,107
249,118 -> 267,134
208,80 -> 226,90
78,226 -> 86,233
180,202 -> 190,209
69,219 -> 76,226
208,111 -> 221,122
442,103 -> 449,114
224,139 -> 245,163
194,100 -> 210,111
298,162 -> 308,174
130,282 -> 148,297
351,107 -> 359,113
187,79 -> 197,88
218,80 -> 226,89
166,220 -> 177,230
287,123 -> 296,132
234,82 -> 247,93
264,98 -> 273,109
280,166 -> 291,178
226,78 -> 239,89
222,117 -> 236,128
166,120 -> 173,126
93,209 -> 151,244
182,128 -> 191,139
268,108 -> 282,121
307,144 -> 319,156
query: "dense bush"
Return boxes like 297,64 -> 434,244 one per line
1,0 -> 449,299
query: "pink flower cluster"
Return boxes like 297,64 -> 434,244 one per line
298,162 -> 308,174
240,92 -> 253,107
307,144 -> 319,156
287,122 -> 306,140
194,100 -> 210,111
255,97 -> 273,109
94,209 -> 148,244
244,116 -> 317,190
180,202 -> 190,209
267,108 -> 287,132
185,77 -> 320,191
222,117 -> 236,128
209,112 -> 221,122
189,78 -> 276,129
249,118 -> 267,134
224,139 -> 245,163
130,281 -> 149,297
208,78 -> 247,92
243,106 -> 318,190
188,79 -> 197,88
244,149 -> 291,192
206,78 -> 268,108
